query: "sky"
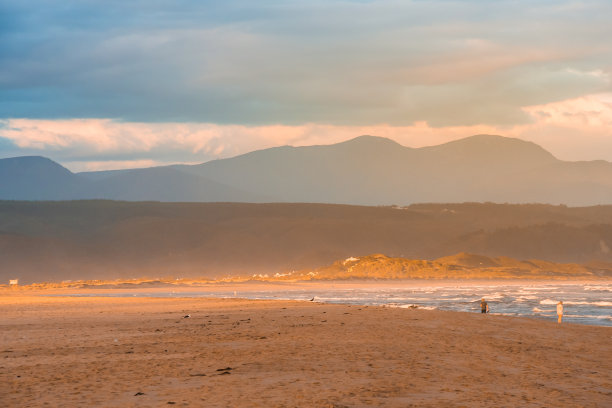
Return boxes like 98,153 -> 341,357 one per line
1,0 -> 611,171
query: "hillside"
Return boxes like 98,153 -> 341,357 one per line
0,156 -> 87,200
3,135 -> 612,205
178,134 -> 612,205
0,157 -> 260,202
2,201 -> 612,284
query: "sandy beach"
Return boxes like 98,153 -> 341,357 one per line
1,294 -> 611,407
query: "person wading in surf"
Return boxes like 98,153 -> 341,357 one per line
480,298 -> 489,314
557,301 -> 564,323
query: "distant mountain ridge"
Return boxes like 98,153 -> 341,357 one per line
2,135 -> 612,205
0,156 -> 87,200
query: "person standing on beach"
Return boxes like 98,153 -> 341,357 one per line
480,298 -> 489,314
557,301 -> 564,323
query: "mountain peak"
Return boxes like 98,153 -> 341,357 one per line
439,134 -> 550,151
424,134 -> 558,163
0,155 -> 73,175
2,155 -> 58,163
0,156 -> 82,200
339,135 -> 402,147
467,134 -> 536,144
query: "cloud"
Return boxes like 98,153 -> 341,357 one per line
2,1 -> 611,168
523,92 -> 612,128
66,159 -> 161,172
2,92 -> 612,170
519,93 -> 612,161
1,1 -> 611,126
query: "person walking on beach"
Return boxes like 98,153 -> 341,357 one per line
557,301 -> 564,323
480,298 -> 489,314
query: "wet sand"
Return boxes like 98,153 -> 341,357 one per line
1,295 -> 610,407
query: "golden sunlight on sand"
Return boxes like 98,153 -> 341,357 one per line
1,295 -> 610,407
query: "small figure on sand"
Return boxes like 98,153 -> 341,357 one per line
557,301 -> 563,324
480,298 -> 489,314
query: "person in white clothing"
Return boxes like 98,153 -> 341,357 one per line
557,301 -> 563,324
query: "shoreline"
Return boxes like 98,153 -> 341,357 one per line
2,278 -> 610,295
3,280 -> 610,329
1,280 -> 611,328
1,295 -> 610,407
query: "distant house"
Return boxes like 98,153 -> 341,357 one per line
9,279 -> 18,286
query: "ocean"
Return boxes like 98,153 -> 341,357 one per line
58,282 -> 612,327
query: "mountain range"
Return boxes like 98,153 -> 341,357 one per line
3,134 -> 612,205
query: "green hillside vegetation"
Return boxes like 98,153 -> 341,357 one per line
2,201 -> 612,284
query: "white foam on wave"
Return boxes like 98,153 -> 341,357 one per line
385,297 -> 423,302
316,296 -> 369,301
541,300 -> 612,307
479,293 -> 505,301
516,290 -> 537,295
584,285 -> 612,292
394,303 -> 417,308
515,296 -> 537,302
418,306 -> 437,310
567,301 -> 612,307
527,287 -> 559,291
384,303 -> 437,310
433,297 -> 467,301
566,314 -> 612,320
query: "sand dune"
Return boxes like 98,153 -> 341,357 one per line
1,294 -> 610,407
294,253 -> 612,281
5,252 -> 608,291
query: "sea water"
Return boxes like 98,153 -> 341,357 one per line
59,283 -> 612,327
